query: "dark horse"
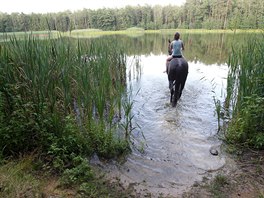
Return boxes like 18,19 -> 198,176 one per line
167,57 -> 188,107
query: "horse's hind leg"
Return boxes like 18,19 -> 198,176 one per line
172,82 -> 181,107
181,71 -> 188,93
179,72 -> 188,99
178,83 -> 183,99
169,81 -> 173,90
170,81 -> 174,103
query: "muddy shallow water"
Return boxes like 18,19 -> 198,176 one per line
96,54 -> 229,196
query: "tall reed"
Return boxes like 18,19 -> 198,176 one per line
0,33 -> 131,162
225,34 -> 264,148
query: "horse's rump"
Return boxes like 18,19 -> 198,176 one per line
168,57 -> 188,82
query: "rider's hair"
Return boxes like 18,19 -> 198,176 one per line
174,32 -> 180,40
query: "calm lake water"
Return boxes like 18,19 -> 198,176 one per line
91,33 -> 251,197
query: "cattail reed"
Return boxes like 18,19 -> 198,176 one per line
225,34 -> 264,148
0,33 -> 131,158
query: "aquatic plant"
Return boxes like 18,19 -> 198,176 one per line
0,33 -> 132,168
225,34 -> 264,148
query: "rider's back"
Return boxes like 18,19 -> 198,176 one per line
171,40 -> 183,57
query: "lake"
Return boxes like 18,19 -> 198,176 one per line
89,32 -> 251,197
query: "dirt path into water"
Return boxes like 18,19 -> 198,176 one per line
98,150 -> 264,198
14,149 -> 262,198
182,150 -> 264,198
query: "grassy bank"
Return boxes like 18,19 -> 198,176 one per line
1,28 -> 263,41
67,28 -> 264,38
0,155 -> 134,197
0,34 -> 136,196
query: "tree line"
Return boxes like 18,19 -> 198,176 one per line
0,0 -> 263,32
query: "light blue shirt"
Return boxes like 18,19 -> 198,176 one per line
171,40 -> 183,56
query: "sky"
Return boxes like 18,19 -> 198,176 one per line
1,0 -> 186,14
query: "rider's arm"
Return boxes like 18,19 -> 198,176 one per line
170,42 -> 174,52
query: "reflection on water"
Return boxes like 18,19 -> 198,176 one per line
104,53 -> 228,196
98,32 -> 258,65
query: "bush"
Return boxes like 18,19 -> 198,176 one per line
226,95 -> 264,148
88,122 -> 130,159
0,84 -> 93,172
60,157 -> 94,187
43,116 -> 93,173
0,84 -> 42,156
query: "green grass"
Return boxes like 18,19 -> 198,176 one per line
0,31 -> 60,42
208,174 -> 230,198
2,29 -> 263,41
0,156 -> 41,198
66,28 -> 264,39
68,27 -> 146,38
0,156 -> 134,197
0,30 -> 59,35
125,27 -> 145,32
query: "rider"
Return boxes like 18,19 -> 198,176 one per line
166,32 -> 184,73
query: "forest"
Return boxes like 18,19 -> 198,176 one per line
0,0 -> 263,32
